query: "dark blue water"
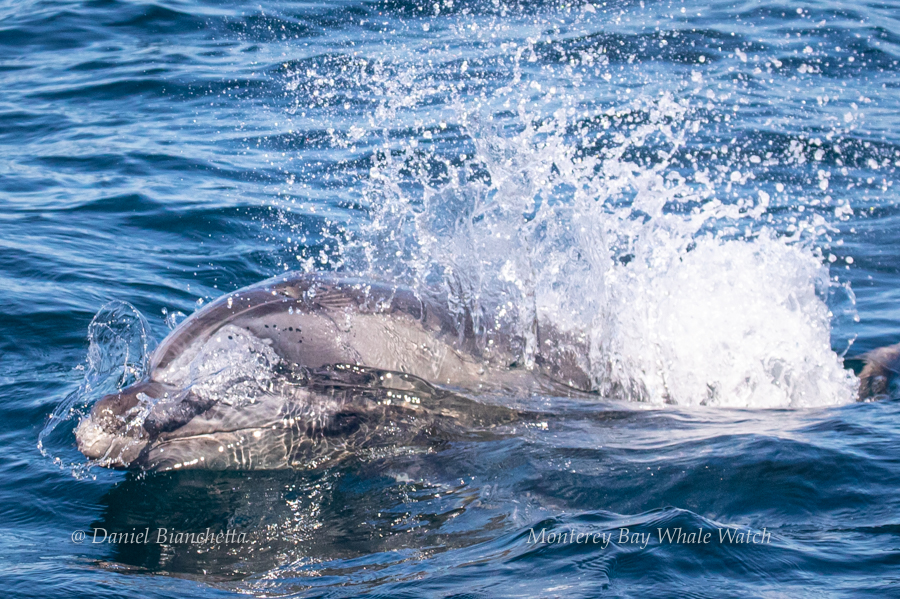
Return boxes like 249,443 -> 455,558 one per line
3,0 -> 900,596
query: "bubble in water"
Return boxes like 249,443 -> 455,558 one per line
164,310 -> 187,331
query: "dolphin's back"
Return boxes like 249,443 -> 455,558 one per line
148,273 -> 541,393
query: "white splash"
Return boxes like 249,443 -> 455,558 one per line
356,94 -> 854,406
277,21 -> 858,408
593,234 -> 856,407
187,325 -> 282,407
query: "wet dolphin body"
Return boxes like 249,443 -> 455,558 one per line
75,272 -> 592,471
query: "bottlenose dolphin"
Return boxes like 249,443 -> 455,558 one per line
75,272 -> 591,471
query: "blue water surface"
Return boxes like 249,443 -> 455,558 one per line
1,0 -> 900,597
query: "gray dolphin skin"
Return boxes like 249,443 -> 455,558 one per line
857,343 -> 900,401
75,272 -> 592,471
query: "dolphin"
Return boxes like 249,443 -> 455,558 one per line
856,343 -> 900,401
75,272 -> 592,471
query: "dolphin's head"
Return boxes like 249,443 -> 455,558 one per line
73,369 -> 376,471
75,379 -> 191,468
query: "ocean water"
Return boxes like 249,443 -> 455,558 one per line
3,0 -> 900,596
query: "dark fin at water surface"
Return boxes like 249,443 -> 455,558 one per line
855,343 -> 900,401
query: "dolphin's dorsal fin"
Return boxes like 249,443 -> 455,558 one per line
857,343 -> 900,401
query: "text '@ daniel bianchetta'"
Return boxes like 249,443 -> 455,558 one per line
527,527 -> 771,549
71,528 -> 246,545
